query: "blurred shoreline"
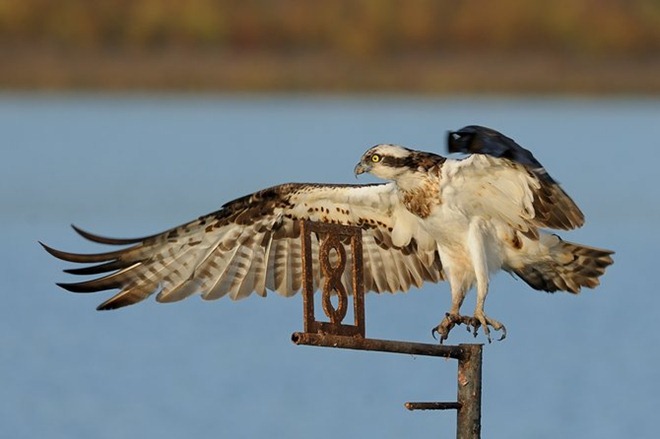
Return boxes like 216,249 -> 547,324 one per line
3,46 -> 658,95
3,1 -> 658,94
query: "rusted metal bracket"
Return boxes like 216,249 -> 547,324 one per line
300,220 -> 365,337
293,220 -> 483,439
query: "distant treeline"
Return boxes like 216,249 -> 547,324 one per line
1,0 -> 658,57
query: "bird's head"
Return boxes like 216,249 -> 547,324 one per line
354,144 -> 416,181
447,124 -> 552,181
447,125 -> 485,154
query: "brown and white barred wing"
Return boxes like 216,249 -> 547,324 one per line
43,183 -> 444,310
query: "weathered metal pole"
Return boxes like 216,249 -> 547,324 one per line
291,332 -> 463,359
457,344 -> 482,439
295,220 -> 484,438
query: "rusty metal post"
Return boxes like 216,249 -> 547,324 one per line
292,332 -> 462,359
457,344 -> 483,439
294,220 -> 484,438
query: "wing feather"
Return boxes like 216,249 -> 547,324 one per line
45,182 -> 445,309
442,154 -> 584,237
201,240 -> 244,301
71,224 -> 156,245
374,237 -> 402,292
272,237 -> 290,296
234,244 -> 260,299
253,229 -> 273,296
362,235 -> 387,292
227,245 -> 257,300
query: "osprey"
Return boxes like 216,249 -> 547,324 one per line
42,125 -> 613,342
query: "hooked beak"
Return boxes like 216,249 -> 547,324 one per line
354,161 -> 370,177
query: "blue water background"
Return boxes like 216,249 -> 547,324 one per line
1,95 -> 658,438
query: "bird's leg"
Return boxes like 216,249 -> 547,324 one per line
470,244 -> 506,342
466,218 -> 506,343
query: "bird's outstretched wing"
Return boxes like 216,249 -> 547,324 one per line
42,183 -> 443,310
444,125 -> 584,235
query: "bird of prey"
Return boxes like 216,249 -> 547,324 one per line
42,125 -> 613,342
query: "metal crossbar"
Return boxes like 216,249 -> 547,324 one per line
292,220 -> 483,439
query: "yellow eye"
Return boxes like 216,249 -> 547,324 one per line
371,154 -> 381,163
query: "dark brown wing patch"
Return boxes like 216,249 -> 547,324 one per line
531,175 -> 585,230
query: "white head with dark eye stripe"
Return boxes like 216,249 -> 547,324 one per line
354,144 -> 416,181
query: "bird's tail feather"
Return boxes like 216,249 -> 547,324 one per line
513,236 -> 614,293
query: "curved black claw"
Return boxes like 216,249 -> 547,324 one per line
432,313 -> 479,344
431,313 -> 453,344
469,314 -> 507,343
496,324 -> 507,341
433,313 -> 507,344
